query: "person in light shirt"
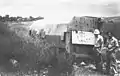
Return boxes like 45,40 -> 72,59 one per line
94,29 -> 104,53
105,32 -> 119,74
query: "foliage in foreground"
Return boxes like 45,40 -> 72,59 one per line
72,67 -> 107,76
8,23 -> 55,66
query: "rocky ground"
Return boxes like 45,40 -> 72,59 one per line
0,65 -> 109,76
72,66 -> 107,76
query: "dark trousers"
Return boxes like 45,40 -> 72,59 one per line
106,51 -> 116,74
93,47 -> 103,71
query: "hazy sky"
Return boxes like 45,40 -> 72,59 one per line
0,0 -> 120,29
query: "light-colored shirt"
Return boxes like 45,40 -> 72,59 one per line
107,36 -> 119,49
94,35 -> 104,48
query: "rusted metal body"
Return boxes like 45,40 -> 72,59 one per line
63,16 -> 101,64
102,16 -> 120,39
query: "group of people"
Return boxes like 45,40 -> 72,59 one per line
0,15 -> 43,22
93,29 -> 119,74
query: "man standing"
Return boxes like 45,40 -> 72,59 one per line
94,29 -> 104,53
93,29 -> 104,72
106,32 -> 119,74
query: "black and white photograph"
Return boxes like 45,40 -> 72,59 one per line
0,0 -> 120,76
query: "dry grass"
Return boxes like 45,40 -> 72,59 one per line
72,67 -> 107,76
0,68 -> 107,76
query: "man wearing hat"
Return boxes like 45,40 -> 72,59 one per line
94,29 -> 104,53
93,29 -> 104,72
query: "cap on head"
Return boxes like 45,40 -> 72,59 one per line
94,29 -> 100,34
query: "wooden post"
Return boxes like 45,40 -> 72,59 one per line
65,31 -> 71,53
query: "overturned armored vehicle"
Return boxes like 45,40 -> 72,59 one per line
45,16 -> 104,69
62,16 -> 102,66
63,16 -> 120,72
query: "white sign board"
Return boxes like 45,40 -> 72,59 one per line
72,31 -> 95,45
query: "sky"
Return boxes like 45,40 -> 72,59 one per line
0,0 -> 120,29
